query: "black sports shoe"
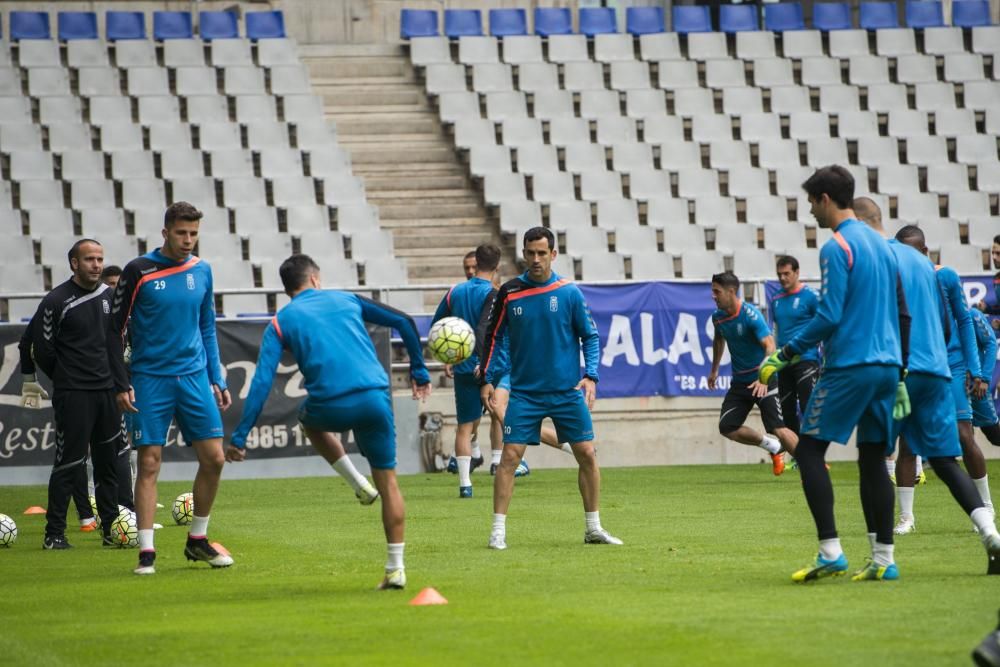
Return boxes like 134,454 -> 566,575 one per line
184,536 -> 234,568
43,535 -> 72,550
102,531 -> 118,548
471,455 -> 485,472
134,550 -> 156,575
973,610 -> 1000,667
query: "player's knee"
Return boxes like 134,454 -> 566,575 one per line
573,443 -> 597,466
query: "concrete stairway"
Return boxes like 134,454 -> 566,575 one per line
301,43 -> 514,305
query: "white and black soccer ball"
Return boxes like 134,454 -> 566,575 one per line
172,492 -> 194,526
0,513 -> 17,546
428,316 -> 475,365
111,506 -> 138,548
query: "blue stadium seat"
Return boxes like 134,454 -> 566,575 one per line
10,11 -> 51,40
812,3 -> 853,30
626,7 -> 665,35
400,9 -> 438,38
859,2 -> 899,30
579,7 -> 617,35
765,3 -> 806,31
905,0 -> 944,28
534,8 -> 573,36
200,11 -> 240,40
720,4 -> 759,32
153,11 -> 193,40
106,11 -> 146,40
952,0 -> 991,27
58,12 -> 98,40
444,9 -> 482,38
489,9 -> 527,36
672,6 -> 712,34
246,11 -> 286,39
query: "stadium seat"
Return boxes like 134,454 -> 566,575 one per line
68,41 -> 110,68
207,149 -> 253,178
548,35 -> 589,63
752,58 -> 795,86
611,61 -> 651,90
1,124 -> 45,151
401,9 -> 439,39
938,243 -> 985,271
0,99 -> 32,125
485,91 -> 527,120
639,33 -> 681,60
115,41 -> 157,67
943,53 -> 985,82
625,89 -> 666,119
705,60 -> 748,88
629,252 -> 676,280
489,9 -> 526,37
923,27 -> 965,55
580,8 -> 617,36
472,63 -> 511,93
532,173 -> 576,203
657,61 -> 700,88
679,250 -> 725,279
521,66 -> 560,95
905,0 -> 944,28
106,11 -> 146,40
40,96 -> 83,124
828,29 -> 871,57
782,30 -> 824,58
246,11 -> 286,39
458,36 -> 499,64
286,207 -> 332,234
860,2 -> 899,30
596,34 -> 637,62
199,11 -> 239,40
948,191 -> 990,220
732,248 -> 776,275
697,199 -> 740,229
444,10 -> 482,38
735,32 -> 775,59
896,54 -> 938,84
533,8 -> 572,36
10,11 -> 51,40
687,32 -> 730,60
626,7 -> 665,35
154,11 -> 194,40
657,141 -> 701,170
836,110 -> 879,139
813,2 -> 852,31
848,54 -> 890,85
964,81 -> 1000,110
18,40 -> 61,67
212,40 -> 255,66
914,82 -> 956,111
673,6 -> 712,34
514,144 -> 558,175
110,150 -> 156,180
58,12 -> 98,41
258,39 -> 300,66
610,224 -> 656,254
627,169 -> 671,199
953,0 -> 991,28
720,5 -> 759,33
148,123 -> 193,151
501,35 -> 542,64
765,3 -> 806,31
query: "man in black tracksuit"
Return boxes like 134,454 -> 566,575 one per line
19,239 -> 133,549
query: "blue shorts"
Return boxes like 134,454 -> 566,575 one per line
504,389 -> 593,445
131,371 -> 224,446
453,373 -> 482,425
896,372 -> 961,458
972,393 -> 1000,428
949,364 -> 973,422
298,388 -> 397,469
800,365 -> 898,447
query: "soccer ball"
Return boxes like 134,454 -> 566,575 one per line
0,514 -> 17,546
172,492 -> 194,526
428,317 -> 475,364
111,506 -> 138,548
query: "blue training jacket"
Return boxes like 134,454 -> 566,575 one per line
971,307 -> 997,381
712,300 -> 771,383
936,265 -> 984,380
231,289 -> 430,447
785,218 -> 905,370
479,272 -> 600,393
888,240 -> 950,379
770,284 -> 820,363
110,249 -> 226,391
432,276 -> 497,376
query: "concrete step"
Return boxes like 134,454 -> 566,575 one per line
353,162 -> 465,176
393,230 -> 494,248
338,133 -> 449,146
304,58 -> 411,80
300,44 -> 404,58
380,216 -> 488,228
331,115 -> 440,135
324,103 -> 428,115
315,87 -> 421,107
395,246 -> 479,259
370,197 -> 481,211
363,174 -> 469,191
410,262 -> 476,279
348,146 -> 457,164
367,189 -> 474,201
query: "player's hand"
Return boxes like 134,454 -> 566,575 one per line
972,377 -> 988,400
225,444 -> 246,462
412,380 -> 431,401
974,301 -> 986,312
758,350 -> 799,384
19,374 -> 49,409
748,380 -> 768,398
444,364 -> 454,379
480,383 -> 496,414
575,377 -> 597,410
116,387 -> 139,413
893,381 -> 911,420
707,369 -> 718,390
213,385 -> 232,411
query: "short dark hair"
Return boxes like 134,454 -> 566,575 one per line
279,254 -> 320,293
994,234 -> 1000,245
67,238 -> 101,268
464,251 -> 476,261
776,255 -> 799,272
895,224 -> 925,248
474,244 -> 501,272
101,265 -> 122,279
523,226 -> 555,250
711,271 -> 740,291
164,201 -> 203,228
802,165 -> 855,209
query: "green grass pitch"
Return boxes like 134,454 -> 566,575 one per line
2,461 -> 999,666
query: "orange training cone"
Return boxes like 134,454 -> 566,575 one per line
210,542 -> 230,557
23,506 -> 46,515
409,587 -> 448,606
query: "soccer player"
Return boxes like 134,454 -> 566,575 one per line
229,254 -> 431,590
759,166 -> 911,582
770,256 -> 820,435
18,240 -> 130,549
971,306 -> 1000,448
462,250 -> 477,280
479,227 -> 621,550
709,271 -> 798,474
110,202 -> 233,576
101,265 -> 122,289
976,235 -> 1000,319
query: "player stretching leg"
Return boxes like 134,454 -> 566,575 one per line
110,203 -> 233,575
971,307 -> 1000,448
771,256 -> 820,440
229,255 -> 431,589
760,166 -> 912,582
708,272 -> 797,474
479,227 -> 620,550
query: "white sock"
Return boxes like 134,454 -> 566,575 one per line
386,542 -> 404,572
491,449 -> 502,465
492,513 -> 506,534
973,475 -> 994,509
190,515 -> 209,538
585,511 -> 601,532
885,459 -> 896,477
818,538 -> 842,561
471,442 -> 482,459
897,486 -> 915,520
138,528 -> 155,552
915,457 -> 924,477
867,532 -> 877,551
873,541 -> 894,567
971,507 -> 998,538
457,456 -> 472,487
560,443 -> 573,454
80,517 -> 96,527
759,434 -> 781,455
331,456 -> 367,493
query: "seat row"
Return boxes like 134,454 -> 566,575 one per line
2,10 -> 286,42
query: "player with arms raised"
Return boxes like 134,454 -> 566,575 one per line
479,227 -> 620,550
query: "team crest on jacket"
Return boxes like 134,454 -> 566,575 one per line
793,297 -> 800,309
549,295 -> 558,312
737,323 -> 744,335
102,300 -> 110,314
187,274 -> 195,290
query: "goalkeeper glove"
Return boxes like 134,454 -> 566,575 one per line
893,381 -> 911,421
20,374 -> 49,409
758,350 -> 799,384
